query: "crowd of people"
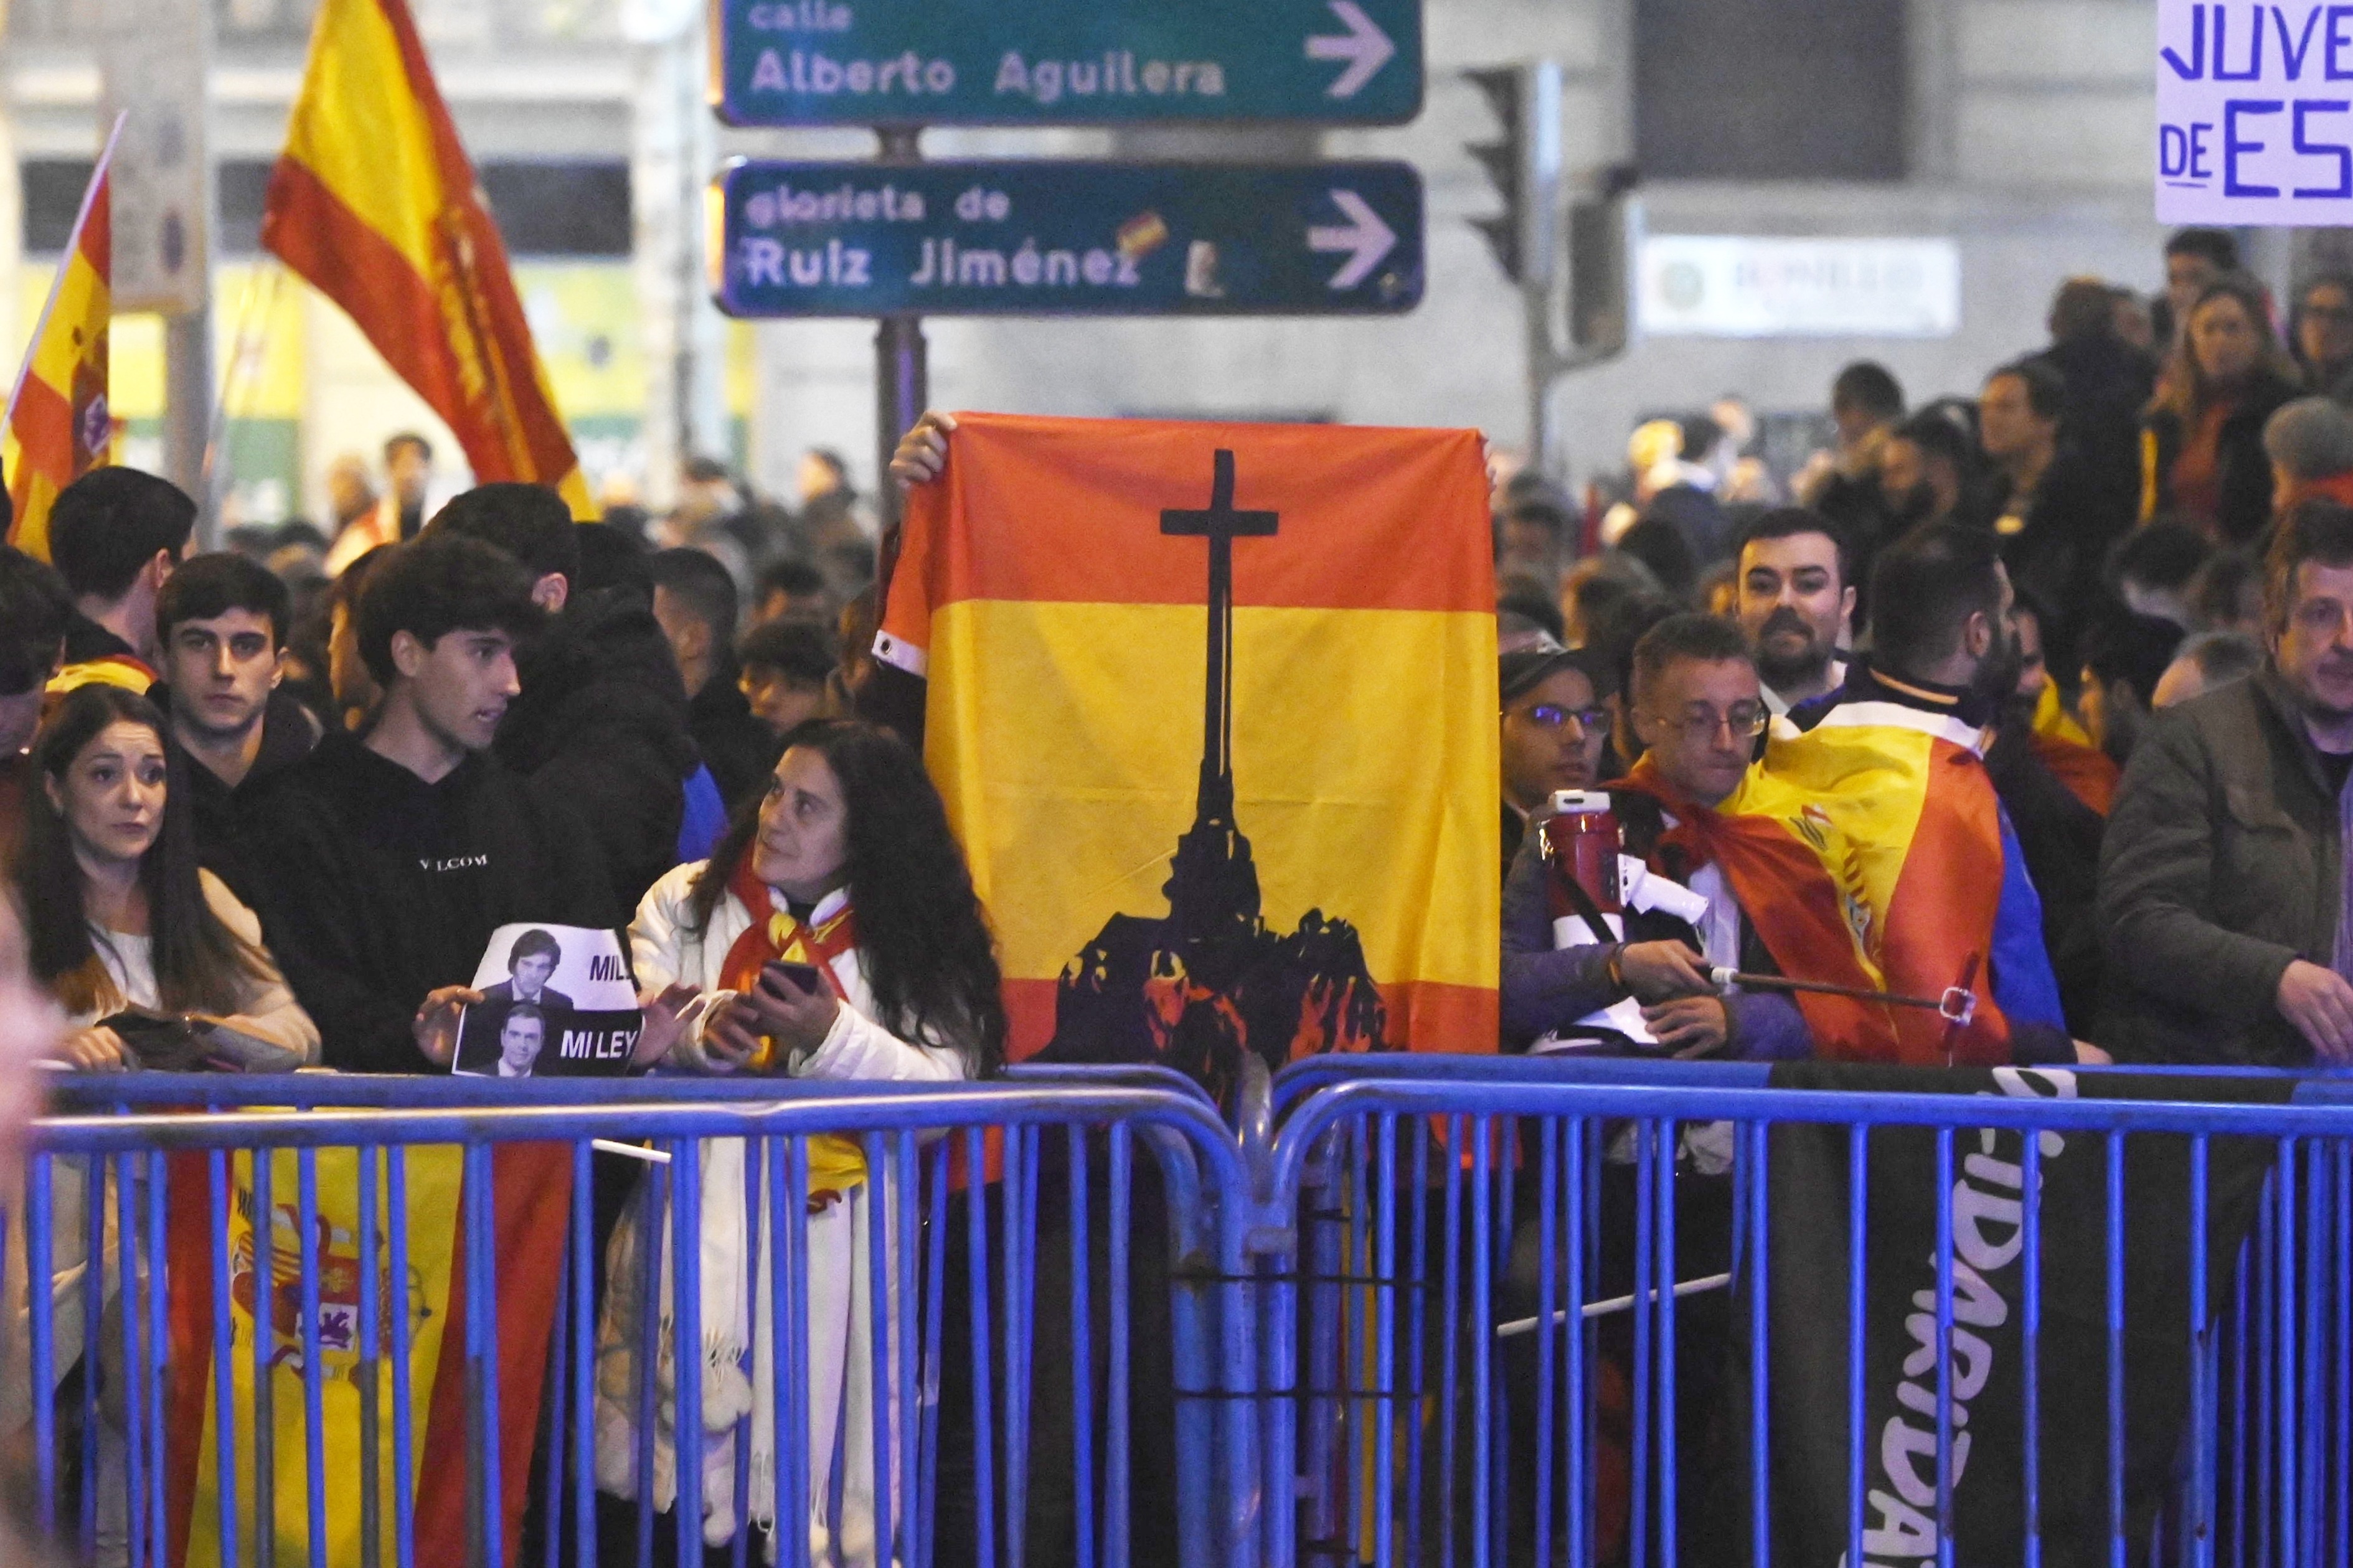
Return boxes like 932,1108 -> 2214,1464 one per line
1490,227 -> 2353,1069
6,220 -> 2353,1558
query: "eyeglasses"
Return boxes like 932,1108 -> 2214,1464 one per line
1519,703 -> 1612,735
1644,705 -> 1770,745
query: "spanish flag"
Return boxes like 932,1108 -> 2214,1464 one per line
880,415 -> 1497,1088
1723,700 -> 2016,1064
2026,679 -> 2118,815
262,0 -> 592,516
2,115 -> 120,560
161,1143 -> 571,1568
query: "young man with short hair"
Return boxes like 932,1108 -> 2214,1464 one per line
2101,499 -> 2353,1065
426,483 -> 696,907
237,533 -> 621,1074
152,553 -> 323,878
45,467 -> 196,696
647,546 -> 777,807
1733,508 -> 1852,714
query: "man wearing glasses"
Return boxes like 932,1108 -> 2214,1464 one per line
1496,631 -> 1614,888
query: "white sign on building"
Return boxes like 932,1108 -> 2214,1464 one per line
2156,0 -> 2353,225
1636,235 -> 1961,339
100,0 -> 212,316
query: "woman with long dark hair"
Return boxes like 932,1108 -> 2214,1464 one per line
595,718 -> 1002,1563
17,684 -> 316,1068
2141,274 -> 2301,544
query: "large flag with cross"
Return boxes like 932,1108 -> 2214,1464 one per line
876,413 -> 1499,1096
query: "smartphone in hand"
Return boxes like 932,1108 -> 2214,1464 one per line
761,960 -> 824,997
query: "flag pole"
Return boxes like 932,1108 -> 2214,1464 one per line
2,111 -> 126,440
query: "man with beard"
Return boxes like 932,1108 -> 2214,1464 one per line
1733,509 -> 1852,714
1878,407 -> 1989,533
1787,523 -> 2069,1043
2100,500 -> 2353,1065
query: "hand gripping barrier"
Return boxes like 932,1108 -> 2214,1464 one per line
6,1071 -> 1262,1568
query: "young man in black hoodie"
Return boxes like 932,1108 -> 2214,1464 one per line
151,553 -> 323,890
424,484 -> 697,908
237,533 -> 620,1074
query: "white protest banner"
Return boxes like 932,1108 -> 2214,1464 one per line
453,923 -> 643,1079
2156,1 -> 2353,225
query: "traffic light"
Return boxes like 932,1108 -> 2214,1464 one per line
1565,163 -> 1641,360
1464,62 -> 1560,286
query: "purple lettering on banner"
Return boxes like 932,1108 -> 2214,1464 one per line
2280,4 -> 2324,77
2293,97 -> 2353,192
2225,97 -> 2286,192
2164,2 -> 2210,76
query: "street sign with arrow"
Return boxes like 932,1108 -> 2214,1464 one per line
711,0 -> 1422,126
711,159 -> 1424,316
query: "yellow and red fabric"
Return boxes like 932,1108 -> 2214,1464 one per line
2027,679 -> 2118,815
3,120 -> 119,561
1664,700 -> 2016,1065
161,1142 -> 570,1568
715,852 -> 869,1196
879,413 -> 1499,1060
262,0 -> 591,516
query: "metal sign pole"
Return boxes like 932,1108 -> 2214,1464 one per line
874,127 -> 927,529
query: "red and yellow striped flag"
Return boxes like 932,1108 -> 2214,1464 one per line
2,115 -> 121,560
2026,678 -> 2118,815
262,0 -> 591,516
880,414 -> 1499,1084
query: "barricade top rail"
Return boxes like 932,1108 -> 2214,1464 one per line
1263,1073 -> 2353,1200
27,1078 -> 1245,1187
1263,1049 -> 2353,1124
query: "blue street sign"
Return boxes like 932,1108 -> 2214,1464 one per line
712,0 -> 1421,126
712,159 -> 1424,317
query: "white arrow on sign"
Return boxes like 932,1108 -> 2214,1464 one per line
1308,189 -> 1397,290
1304,0 -> 1397,100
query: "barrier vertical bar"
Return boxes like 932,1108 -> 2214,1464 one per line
631,1157 -> 666,1568
116,1153 -> 146,1568
897,1131 -> 923,1568
785,1137 -> 813,1568
26,1153 -> 54,1537
2108,1132 -> 2126,1568
2020,1125 -> 2042,1568
1372,1114 -> 1398,1568
2187,1135 -> 2210,1568
1564,1117 -> 1587,1568
1068,1125 -> 1096,1568
2300,1141 -> 2324,1568
1303,1130 -> 1339,1555
1486,1119 -> 1514,1568
671,1138 -> 703,1568
862,1132 -> 897,1568
1438,1115 -> 1463,1568
209,1148 -> 241,1567
1469,1115 -> 1494,1568
1629,1122 -> 1654,1568
358,1148 -> 381,1568
1350,1119 -> 1374,1564
963,1127 -> 997,1568
1748,1117 -> 1770,1568
570,1142 -> 598,1568
299,1147 -> 330,1568
1657,1119 -> 1679,1568
1403,1119 -> 1430,1568
1000,1125 -> 1031,1568
1846,1125 -> 1869,1568
474,1144 -> 510,1568
2230,1232 -> 2248,1568
918,1142 -> 946,1568
2277,1141 -> 2299,1568
544,1210 -> 572,1568
387,1147 -> 417,1568
1935,1127 -> 1956,1568
83,1153 -> 103,1560
1104,1122 -> 1131,1568
2333,1141 -> 2350,1568
1532,1117 -> 1558,1568
143,1148 -> 167,1568
730,1142 -> 757,1568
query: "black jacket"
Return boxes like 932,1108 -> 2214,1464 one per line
688,657 -> 781,811
495,584 -> 697,909
1994,444 -> 2138,626
235,732 -> 621,1074
2031,335 -> 2155,519
154,683 -> 321,898
2096,668 -> 2342,1066
2141,376 -> 2297,545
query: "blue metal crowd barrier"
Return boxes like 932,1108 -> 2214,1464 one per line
7,1072 -> 1260,1568
1256,1061 -> 2353,1568
14,1057 -> 2353,1568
